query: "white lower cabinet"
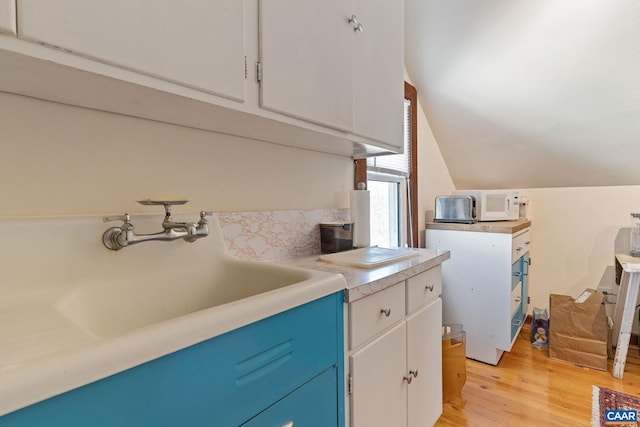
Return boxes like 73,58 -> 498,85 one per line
426,225 -> 531,365
350,322 -> 408,427
347,266 -> 443,427
407,298 -> 443,427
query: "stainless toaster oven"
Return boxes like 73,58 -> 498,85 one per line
434,195 -> 477,224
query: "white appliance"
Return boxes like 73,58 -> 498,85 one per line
452,190 -> 519,221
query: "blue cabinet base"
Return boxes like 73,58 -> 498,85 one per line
2,293 -> 344,427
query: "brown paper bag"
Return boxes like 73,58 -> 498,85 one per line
548,288 -> 608,371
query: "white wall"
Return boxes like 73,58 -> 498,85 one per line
523,186 -> 640,311
0,92 -> 353,217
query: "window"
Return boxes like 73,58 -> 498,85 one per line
368,172 -> 407,247
354,82 -> 418,247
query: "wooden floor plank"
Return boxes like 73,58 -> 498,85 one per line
436,325 -> 640,426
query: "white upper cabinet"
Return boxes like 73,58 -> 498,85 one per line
0,0 -> 16,35
260,0 -> 404,150
352,0 -> 404,148
259,0 -> 353,132
16,0 -> 246,102
0,1 -> 402,157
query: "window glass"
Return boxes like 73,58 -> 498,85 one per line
368,172 -> 407,248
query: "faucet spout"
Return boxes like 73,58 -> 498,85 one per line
125,227 -> 190,245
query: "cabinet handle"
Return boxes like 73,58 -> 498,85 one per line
514,319 -> 522,327
409,369 -> 419,378
380,307 -> 391,317
515,296 -> 521,303
348,15 -> 364,32
281,422 -> 294,427
512,272 -> 522,277
403,374 -> 413,384
516,247 -> 523,252
425,285 -> 434,292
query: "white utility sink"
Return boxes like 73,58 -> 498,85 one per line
0,215 -> 346,417
56,258 -> 315,338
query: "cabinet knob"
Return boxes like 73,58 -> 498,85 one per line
348,14 -> 364,32
403,374 -> 413,384
425,285 -> 435,292
409,369 -> 419,378
380,307 -> 391,317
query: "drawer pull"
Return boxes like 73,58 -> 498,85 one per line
380,308 -> 391,317
515,296 -> 521,303
281,422 -> 294,427
514,319 -> 522,327
425,285 -> 434,292
516,247 -> 523,252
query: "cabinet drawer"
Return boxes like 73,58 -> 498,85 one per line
511,229 -> 531,263
512,259 -> 523,290
511,305 -> 524,342
511,282 -> 522,316
241,367 -> 338,427
349,283 -> 405,350
406,265 -> 442,314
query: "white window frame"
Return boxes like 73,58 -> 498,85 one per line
367,171 -> 408,248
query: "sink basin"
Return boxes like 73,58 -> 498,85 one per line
56,257 -> 315,338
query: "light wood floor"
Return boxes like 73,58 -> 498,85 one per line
436,325 -> 640,426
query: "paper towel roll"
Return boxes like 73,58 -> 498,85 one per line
350,190 -> 370,248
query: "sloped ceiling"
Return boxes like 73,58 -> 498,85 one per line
404,0 -> 640,189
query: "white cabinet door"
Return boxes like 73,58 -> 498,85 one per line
259,0 -> 353,131
350,322 -> 407,427
0,0 -> 16,34
407,298 -> 443,427
16,0 -> 245,101
352,0 -> 404,148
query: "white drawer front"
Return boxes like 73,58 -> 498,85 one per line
406,265 -> 442,314
512,229 -> 531,263
349,282 -> 406,350
511,282 -> 522,316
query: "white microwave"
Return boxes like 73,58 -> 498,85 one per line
452,190 -> 519,221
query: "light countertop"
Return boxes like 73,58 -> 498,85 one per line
425,218 -> 531,234
274,248 -> 451,302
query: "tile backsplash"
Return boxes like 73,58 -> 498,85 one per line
217,208 -> 350,261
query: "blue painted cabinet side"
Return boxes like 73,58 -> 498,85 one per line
1,292 -> 344,427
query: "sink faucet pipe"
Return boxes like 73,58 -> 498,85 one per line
102,207 -> 214,251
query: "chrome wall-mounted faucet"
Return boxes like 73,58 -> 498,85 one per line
102,199 -> 213,250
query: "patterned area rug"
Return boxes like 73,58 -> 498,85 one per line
593,386 -> 640,426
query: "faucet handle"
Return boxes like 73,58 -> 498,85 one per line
103,213 -> 131,223
199,211 -> 213,223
